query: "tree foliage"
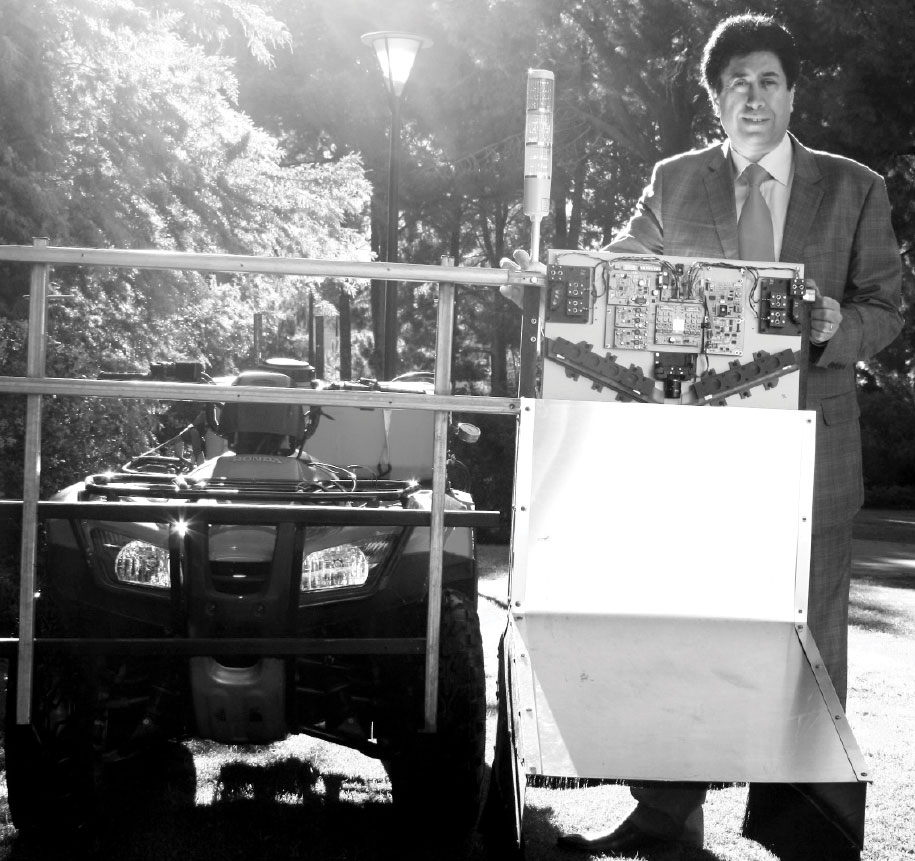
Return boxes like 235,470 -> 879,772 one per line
0,0 -> 371,500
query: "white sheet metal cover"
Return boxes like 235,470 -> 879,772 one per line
516,614 -> 863,783
511,399 -> 815,622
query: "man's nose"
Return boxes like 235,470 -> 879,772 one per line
746,82 -> 764,106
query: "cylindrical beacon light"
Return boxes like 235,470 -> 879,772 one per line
523,69 -> 554,260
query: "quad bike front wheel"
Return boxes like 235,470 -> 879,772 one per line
386,589 -> 487,846
4,654 -> 98,842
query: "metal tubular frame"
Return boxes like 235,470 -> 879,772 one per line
0,244 -> 544,288
424,257 -> 455,731
14,240 -> 49,725
1,241 -> 544,732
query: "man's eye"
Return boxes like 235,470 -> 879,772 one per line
729,79 -> 748,89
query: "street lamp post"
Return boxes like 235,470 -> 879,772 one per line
361,31 -> 432,380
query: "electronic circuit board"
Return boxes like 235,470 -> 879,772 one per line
543,251 -> 808,407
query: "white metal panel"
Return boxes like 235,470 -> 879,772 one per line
512,398 -> 815,623
507,397 -> 867,788
515,614 -> 864,783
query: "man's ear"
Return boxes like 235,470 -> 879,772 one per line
710,90 -> 721,118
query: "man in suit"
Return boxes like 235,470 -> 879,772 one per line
504,13 -> 902,856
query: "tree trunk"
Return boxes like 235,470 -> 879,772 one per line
552,164 -> 569,248
337,284 -> 352,381
490,203 -> 510,397
369,196 -> 384,377
568,154 -> 587,248
491,299 -> 508,397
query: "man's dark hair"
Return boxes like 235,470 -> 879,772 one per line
701,14 -> 800,94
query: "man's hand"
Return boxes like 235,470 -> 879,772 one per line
807,278 -> 842,346
499,249 -> 546,308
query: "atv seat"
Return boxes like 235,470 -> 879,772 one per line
219,371 -> 306,455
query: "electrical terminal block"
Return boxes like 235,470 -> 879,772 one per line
692,349 -> 800,405
547,264 -> 593,323
759,277 -> 804,335
545,337 -> 658,403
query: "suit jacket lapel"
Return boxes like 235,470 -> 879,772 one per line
780,135 -> 823,263
703,144 -> 740,258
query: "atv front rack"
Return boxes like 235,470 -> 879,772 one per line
80,473 -> 423,504
0,242 -> 539,732
15,500 -> 495,527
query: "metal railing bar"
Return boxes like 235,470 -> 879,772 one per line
0,637 -> 428,657
0,376 -> 520,414
0,500 -> 500,527
0,243 -> 546,290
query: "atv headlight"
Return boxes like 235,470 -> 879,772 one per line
302,544 -> 368,591
301,528 -> 400,593
114,540 -> 170,588
90,527 -> 172,590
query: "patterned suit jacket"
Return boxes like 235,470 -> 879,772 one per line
609,134 -> 903,529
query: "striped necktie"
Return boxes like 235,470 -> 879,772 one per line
737,163 -> 775,262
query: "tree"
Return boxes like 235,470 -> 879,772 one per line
0,0 -> 372,499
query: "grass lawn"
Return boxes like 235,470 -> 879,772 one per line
0,528 -> 912,860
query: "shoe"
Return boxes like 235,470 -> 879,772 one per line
556,819 -> 671,856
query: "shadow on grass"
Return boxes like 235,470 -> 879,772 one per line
851,536 -> 915,594
850,511 -> 915,596
849,590 -> 915,636
0,748 -> 540,861
850,537 -> 915,636
852,510 -> 915,545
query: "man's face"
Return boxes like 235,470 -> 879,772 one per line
712,51 -> 794,161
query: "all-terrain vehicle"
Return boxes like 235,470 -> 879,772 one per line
4,358 -> 494,844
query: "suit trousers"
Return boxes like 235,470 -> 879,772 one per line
627,521 -> 854,841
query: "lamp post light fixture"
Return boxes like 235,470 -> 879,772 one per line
361,30 -> 432,380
